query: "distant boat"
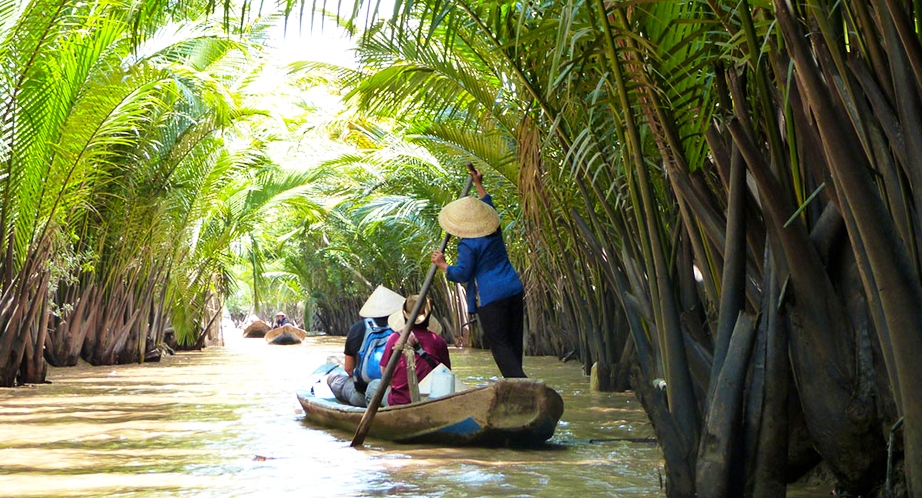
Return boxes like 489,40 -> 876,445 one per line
265,325 -> 308,345
242,321 -> 271,338
297,366 -> 564,446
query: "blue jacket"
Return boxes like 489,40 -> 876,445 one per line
445,195 -> 523,312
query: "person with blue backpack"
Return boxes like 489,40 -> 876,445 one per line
327,285 -> 405,407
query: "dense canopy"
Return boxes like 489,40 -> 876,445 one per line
2,0 -> 922,496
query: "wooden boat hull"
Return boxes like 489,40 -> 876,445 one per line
297,375 -> 564,446
265,325 -> 308,345
242,321 -> 270,338
268,333 -> 300,345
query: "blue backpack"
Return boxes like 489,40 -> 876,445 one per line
355,318 -> 393,384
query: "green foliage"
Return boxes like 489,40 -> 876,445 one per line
308,0 -> 922,494
0,0 -> 313,361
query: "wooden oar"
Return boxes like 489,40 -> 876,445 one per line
351,165 -> 475,447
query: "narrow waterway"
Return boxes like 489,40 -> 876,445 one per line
0,323 -> 666,497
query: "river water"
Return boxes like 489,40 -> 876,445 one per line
0,324 -> 665,497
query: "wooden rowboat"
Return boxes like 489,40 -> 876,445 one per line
242,321 -> 270,338
265,325 -> 308,345
297,369 -> 564,446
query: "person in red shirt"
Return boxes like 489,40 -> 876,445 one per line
379,295 -> 451,406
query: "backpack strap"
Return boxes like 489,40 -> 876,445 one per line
411,343 -> 439,369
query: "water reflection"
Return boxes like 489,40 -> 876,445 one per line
0,326 -> 665,497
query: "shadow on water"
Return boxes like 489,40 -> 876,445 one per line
0,322 -> 669,497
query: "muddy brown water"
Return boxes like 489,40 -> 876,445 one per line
0,322 -> 828,497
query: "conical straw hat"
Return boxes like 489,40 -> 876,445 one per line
404,295 -> 432,325
359,285 -> 405,318
438,196 -> 500,238
388,306 -> 442,335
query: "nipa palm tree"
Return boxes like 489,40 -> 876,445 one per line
324,0 -> 922,495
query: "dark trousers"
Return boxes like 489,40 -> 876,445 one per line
478,292 -> 526,378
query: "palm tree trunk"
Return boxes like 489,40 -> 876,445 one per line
696,313 -> 757,498
774,1 -> 922,491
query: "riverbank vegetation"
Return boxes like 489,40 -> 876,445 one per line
2,0 -> 921,496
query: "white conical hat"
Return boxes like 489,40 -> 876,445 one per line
438,196 -> 500,238
358,285 -> 405,318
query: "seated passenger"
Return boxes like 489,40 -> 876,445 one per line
379,295 -> 451,406
272,312 -> 289,328
327,285 -> 405,407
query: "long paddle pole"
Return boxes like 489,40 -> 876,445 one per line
350,165 -> 475,447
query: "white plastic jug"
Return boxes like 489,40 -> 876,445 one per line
429,367 -> 455,398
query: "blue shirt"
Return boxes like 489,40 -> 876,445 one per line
445,195 -> 523,312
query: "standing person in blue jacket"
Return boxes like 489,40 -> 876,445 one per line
431,166 -> 527,378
